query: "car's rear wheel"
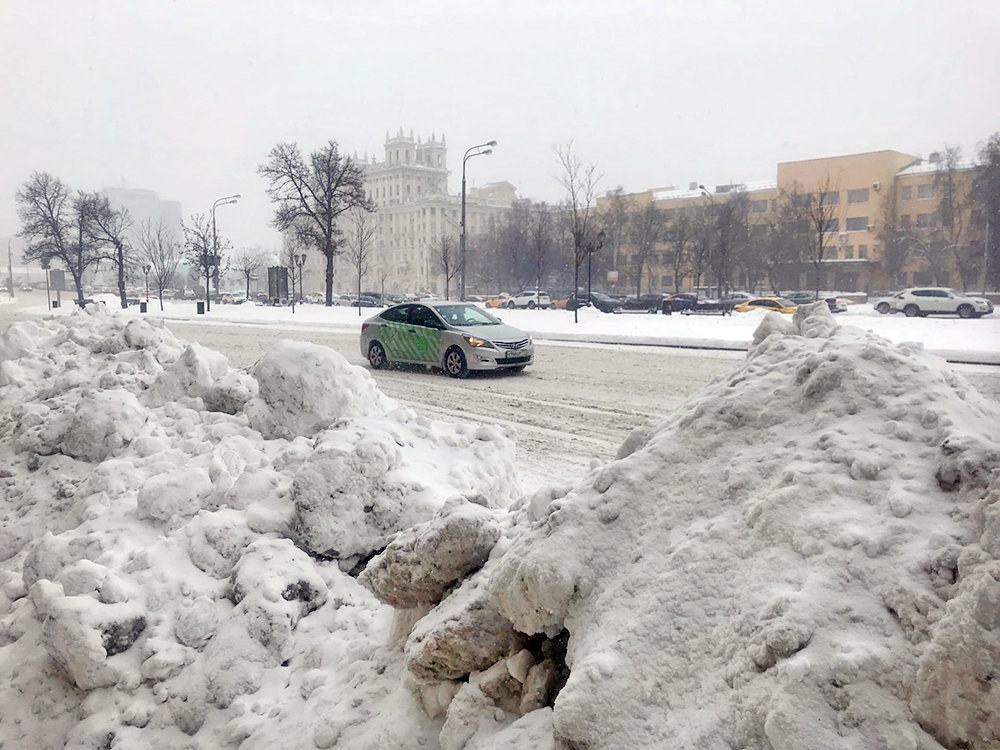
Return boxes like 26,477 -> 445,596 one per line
876,302 -> 890,314
507,301 -> 516,309
903,304 -> 920,318
957,304 -> 974,319
368,341 -> 387,369
444,347 -> 469,378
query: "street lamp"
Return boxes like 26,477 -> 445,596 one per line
142,264 -> 150,303
588,229 -> 605,302
460,140 -> 497,301
698,184 -> 716,295
210,194 -> 240,312
292,253 -> 306,314
41,258 -> 51,310
6,239 -> 14,301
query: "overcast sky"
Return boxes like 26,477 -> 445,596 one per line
2,0 -> 998,251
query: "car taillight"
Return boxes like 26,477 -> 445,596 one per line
361,323 -> 369,332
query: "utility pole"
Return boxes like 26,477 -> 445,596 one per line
6,239 -> 15,300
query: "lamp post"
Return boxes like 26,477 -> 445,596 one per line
588,229 -> 605,303
41,258 -> 51,310
210,194 -> 240,312
292,253 -> 306,314
6,239 -> 14,301
142,264 -> 150,303
698,184 -> 716,295
460,140 -> 497,301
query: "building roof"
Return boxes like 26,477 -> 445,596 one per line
896,157 -> 978,177
652,180 -> 777,203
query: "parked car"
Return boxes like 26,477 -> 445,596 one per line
824,297 -> 849,313
621,292 -> 670,313
721,291 -> 754,303
351,296 -> 382,307
664,293 -> 698,312
784,291 -> 819,304
565,292 -> 620,313
484,293 -> 510,308
506,290 -> 551,309
20,284 -> 33,292
361,301 -> 534,378
733,297 -> 798,314
873,287 -> 994,318
674,296 -> 734,315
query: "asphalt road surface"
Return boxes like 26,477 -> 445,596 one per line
3,294 -> 998,493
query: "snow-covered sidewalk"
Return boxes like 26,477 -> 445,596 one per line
23,297 -> 1000,364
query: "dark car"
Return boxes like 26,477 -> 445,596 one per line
621,292 -> 670,313
351,296 -> 382,307
662,293 -> 732,315
566,292 -> 619,313
784,291 -> 819,304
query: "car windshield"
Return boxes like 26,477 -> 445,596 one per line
433,304 -> 501,326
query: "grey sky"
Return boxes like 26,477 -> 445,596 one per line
2,0 -> 998,251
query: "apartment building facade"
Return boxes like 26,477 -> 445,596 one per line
312,129 -> 515,297
606,148 -> 984,295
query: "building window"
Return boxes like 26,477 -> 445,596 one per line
901,215 -> 911,228
859,245 -> 867,259
661,275 -> 673,288
821,218 -> 839,233
820,191 -> 839,206
845,216 -> 869,232
751,200 -> 767,213
791,193 -> 812,208
916,213 -> 934,228
847,188 -> 869,204
843,246 -> 854,259
917,184 -> 935,200
902,186 -> 912,200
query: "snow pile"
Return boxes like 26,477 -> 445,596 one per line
0,305 -> 520,749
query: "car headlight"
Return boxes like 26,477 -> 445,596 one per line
464,335 -> 493,348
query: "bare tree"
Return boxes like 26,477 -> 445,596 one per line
714,190 -> 751,295
628,201 -> 663,296
529,202 -> 552,304
434,234 -> 461,300
136,218 -> 181,311
182,214 -> 223,303
15,172 -> 102,304
689,206 -> 713,293
347,209 -> 377,314
933,147 -> 976,290
780,179 -> 841,295
231,246 -> 266,301
258,141 -> 374,306
376,251 -> 392,302
85,192 -> 135,309
875,183 -> 909,290
665,212 -> 694,293
555,142 -> 602,322
973,132 -> 1000,291
600,187 -> 632,293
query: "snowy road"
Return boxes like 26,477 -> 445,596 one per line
165,322 -> 1000,492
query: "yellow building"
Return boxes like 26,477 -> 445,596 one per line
605,148 -> 985,294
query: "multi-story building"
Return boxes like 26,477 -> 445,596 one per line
605,148 -> 985,294
314,129 -> 516,297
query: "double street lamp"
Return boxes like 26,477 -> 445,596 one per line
291,253 -> 306,314
460,140 -> 497,301
698,184 -> 716,295
142,264 -> 151,303
208,194 -> 240,312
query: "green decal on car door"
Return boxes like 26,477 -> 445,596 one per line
380,321 -> 441,362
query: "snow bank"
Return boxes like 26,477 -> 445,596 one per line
0,305 -> 521,749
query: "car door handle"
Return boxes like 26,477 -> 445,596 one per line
407,329 -> 416,333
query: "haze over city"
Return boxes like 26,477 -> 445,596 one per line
2,0 -> 999,251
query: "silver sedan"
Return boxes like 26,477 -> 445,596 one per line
360,301 -> 534,377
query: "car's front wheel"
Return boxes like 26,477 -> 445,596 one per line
903,304 -> 920,318
527,300 -> 536,309
507,301 -> 516,309
444,347 -> 469,378
368,341 -> 387,369
957,304 -> 975,319
876,302 -> 890,314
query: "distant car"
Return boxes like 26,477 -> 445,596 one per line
484,294 -> 510,309
566,292 -> 619,313
621,293 -> 669,313
665,293 -> 698,312
20,284 -> 33,292
873,287 -> 994,318
506,290 -> 551,309
677,296 -> 734,316
733,297 -> 797,314
351,296 -> 381,308
784,291 -> 820,304
824,297 -> 849,313
182,289 -> 197,299
721,291 -> 754,303
361,301 -> 534,378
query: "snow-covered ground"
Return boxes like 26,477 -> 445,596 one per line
1,303 -> 999,748
22,296 -> 1000,364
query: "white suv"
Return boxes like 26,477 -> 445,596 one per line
506,290 -> 551,309
874,287 -> 994,318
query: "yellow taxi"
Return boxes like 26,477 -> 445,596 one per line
484,294 -> 510,309
733,297 -> 797,314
